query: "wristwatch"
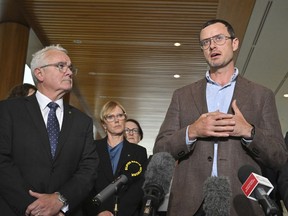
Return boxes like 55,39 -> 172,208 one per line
55,192 -> 68,207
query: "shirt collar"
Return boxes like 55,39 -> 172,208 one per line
205,67 -> 239,86
35,91 -> 64,111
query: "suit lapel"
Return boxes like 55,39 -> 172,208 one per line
100,138 -> 115,181
25,95 -> 52,160
54,103 -> 73,160
192,76 -> 251,115
115,140 -> 131,176
191,78 -> 208,115
229,76 -> 252,114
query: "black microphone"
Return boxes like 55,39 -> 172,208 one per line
141,152 -> 175,216
238,165 -> 280,216
92,160 -> 142,206
203,176 -> 232,216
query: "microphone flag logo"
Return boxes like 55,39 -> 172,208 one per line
241,172 -> 274,201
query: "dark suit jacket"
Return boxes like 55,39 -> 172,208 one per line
0,94 -> 99,216
277,162 -> 288,211
154,76 -> 288,216
83,137 -> 148,216
279,132 -> 288,210
285,131 -> 288,147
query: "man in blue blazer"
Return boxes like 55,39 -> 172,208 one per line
0,45 -> 99,216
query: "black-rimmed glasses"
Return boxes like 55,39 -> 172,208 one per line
40,62 -> 78,75
200,34 -> 234,50
125,128 -> 139,134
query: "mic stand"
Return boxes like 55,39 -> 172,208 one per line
114,193 -> 119,216
255,188 -> 280,216
142,184 -> 164,216
143,199 -> 157,216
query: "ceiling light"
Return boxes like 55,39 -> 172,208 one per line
284,94 -> 288,98
88,72 -> 97,75
73,40 -> 82,44
174,42 -> 181,47
174,74 -> 180,78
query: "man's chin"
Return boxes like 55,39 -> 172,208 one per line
62,82 -> 73,90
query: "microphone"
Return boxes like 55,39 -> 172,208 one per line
238,165 -> 280,216
92,160 -> 142,206
141,152 -> 175,216
203,176 -> 232,216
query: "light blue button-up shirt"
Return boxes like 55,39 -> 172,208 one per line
186,68 -> 238,176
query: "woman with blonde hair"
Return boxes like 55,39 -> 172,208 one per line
84,100 -> 148,216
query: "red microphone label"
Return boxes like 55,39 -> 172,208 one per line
241,172 -> 274,201
241,173 -> 258,197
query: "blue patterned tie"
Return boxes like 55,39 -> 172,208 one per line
47,102 -> 60,158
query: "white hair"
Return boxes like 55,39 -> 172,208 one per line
30,44 -> 68,84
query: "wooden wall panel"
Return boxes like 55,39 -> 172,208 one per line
0,22 -> 29,99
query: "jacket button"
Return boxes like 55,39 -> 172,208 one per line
177,151 -> 185,157
208,156 -> 213,162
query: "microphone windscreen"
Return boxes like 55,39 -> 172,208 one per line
143,152 -> 175,194
238,165 -> 260,184
203,176 -> 232,216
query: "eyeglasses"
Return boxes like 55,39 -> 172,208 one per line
40,62 -> 78,75
104,113 -> 126,122
200,34 -> 234,50
125,128 -> 139,134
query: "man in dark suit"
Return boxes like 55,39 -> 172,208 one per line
0,45 -> 99,216
285,131 -> 288,147
277,132 -> 288,212
153,19 -> 288,216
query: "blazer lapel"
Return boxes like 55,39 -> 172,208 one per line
191,78 -> 208,115
54,103 -> 73,160
229,76 -> 252,114
116,141 -> 128,176
100,138 -> 115,181
25,95 -> 52,160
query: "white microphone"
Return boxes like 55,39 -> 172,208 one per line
238,165 -> 280,216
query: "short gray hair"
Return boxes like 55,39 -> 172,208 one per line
30,44 -> 68,84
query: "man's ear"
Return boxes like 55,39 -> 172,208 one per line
232,38 -> 239,52
34,68 -> 44,82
